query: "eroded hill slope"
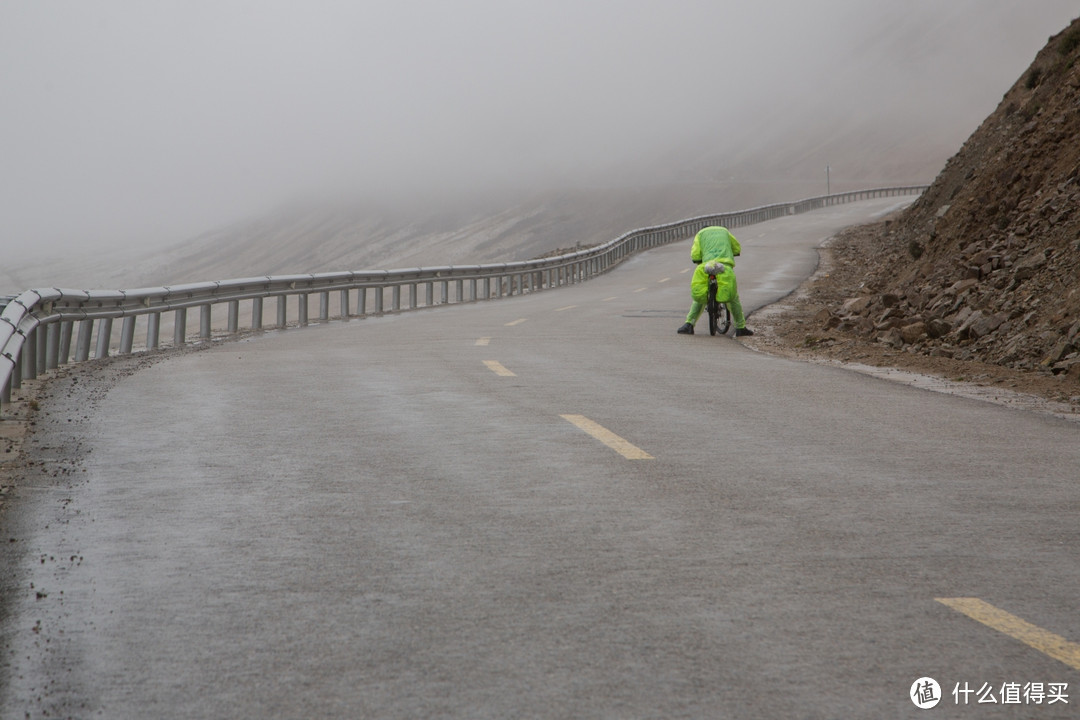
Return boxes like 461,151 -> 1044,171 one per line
798,18 -> 1080,388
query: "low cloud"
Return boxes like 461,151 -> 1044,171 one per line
1,0 -> 1077,262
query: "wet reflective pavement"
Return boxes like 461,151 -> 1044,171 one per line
4,199 -> 1079,718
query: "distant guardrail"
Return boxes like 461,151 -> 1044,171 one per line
0,186 -> 926,414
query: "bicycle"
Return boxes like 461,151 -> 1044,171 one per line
705,264 -> 731,336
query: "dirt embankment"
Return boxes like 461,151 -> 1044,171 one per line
745,18 -> 1080,419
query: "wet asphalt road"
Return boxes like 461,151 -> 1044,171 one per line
3,198 -> 1079,719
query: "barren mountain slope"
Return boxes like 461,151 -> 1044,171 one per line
749,17 -> 1080,407
0,180 -> 834,292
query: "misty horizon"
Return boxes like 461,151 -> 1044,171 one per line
2,0 -> 1078,273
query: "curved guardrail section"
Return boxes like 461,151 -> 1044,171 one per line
0,186 -> 925,414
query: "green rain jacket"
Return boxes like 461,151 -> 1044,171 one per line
690,226 -> 741,303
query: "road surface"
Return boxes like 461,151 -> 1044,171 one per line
2,197 -> 1079,719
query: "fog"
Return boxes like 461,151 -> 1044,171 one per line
2,0 -> 1077,270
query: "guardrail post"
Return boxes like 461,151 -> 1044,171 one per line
94,318 -> 113,358
75,320 -> 93,362
409,283 -> 418,309
455,280 -> 463,304
45,322 -> 60,370
318,292 -> 329,322
10,353 -> 21,390
469,279 -> 477,302
358,288 -> 367,316
174,309 -> 187,347
392,285 -> 401,311
338,290 -> 349,320
440,281 -> 448,305
374,288 -> 384,315
298,294 -> 309,326
200,305 -> 212,340
22,328 -> 37,380
44,323 -> 61,369
36,325 -> 48,374
229,300 -> 241,331
252,297 -> 264,330
276,295 -> 287,327
146,313 -> 160,350
59,321 -> 73,365
119,316 -> 136,354
425,282 -> 434,307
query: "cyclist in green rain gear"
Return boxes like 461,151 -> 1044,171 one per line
676,225 -> 754,336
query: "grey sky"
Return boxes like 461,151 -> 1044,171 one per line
1,1 -> 1077,260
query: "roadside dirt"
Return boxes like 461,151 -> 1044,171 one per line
742,19 -> 1080,424
741,216 -> 1080,422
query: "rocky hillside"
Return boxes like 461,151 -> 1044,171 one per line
820,17 -> 1080,384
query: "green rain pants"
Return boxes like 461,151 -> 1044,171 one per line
685,262 -> 746,328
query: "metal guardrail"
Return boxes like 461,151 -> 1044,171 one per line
0,186 -> 926,413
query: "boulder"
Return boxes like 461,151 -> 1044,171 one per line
841,296 -> 873,316
878,327 -> 905,348
968,312 -> 1008,339
1013,252 -> 1048,280
927,318 -> 952,339
900,322 -> 928,344
1042,339 -> 1073,366
1051,358 -> 1080,379
957,310 -> 984,339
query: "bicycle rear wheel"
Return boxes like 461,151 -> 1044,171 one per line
707,278 -> 719,336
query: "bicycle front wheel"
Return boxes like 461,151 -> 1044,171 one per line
719,303 -> 731,335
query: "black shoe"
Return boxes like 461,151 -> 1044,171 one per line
735,327 -> 754,337
677,322 -> 694,335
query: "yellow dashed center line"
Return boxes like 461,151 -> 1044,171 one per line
658,277 -> 670,283
680,268 -> 690,274
483,360 -> 516,377
555,305 -> 577,312
937,597 -> 1080,670
475,337 -> 491,346
602,296 -> 618,302
633,287 -> 647,293
505,318 -> 527,326
560,414 -> 654,460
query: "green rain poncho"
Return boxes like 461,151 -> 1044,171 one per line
685,226 -> 746,328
